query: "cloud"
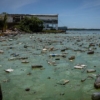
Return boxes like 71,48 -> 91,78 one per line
81,0 -> 100,9
0,0 -> 38,9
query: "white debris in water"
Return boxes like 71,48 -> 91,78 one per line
74,64 -> 86,69
5,68 -> 14,73
0,50 -> 4,53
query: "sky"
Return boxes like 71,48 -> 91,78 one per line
0,0 -> 100,29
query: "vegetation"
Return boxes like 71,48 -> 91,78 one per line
19,16 -> 43,32
2,14 -> 7,32
0,13 -> 7,32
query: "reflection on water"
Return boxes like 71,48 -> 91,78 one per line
0,30 -> 100,100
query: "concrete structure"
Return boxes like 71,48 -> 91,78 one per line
5,14 -> 58,30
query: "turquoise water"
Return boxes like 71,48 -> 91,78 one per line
0,31 -> 100,100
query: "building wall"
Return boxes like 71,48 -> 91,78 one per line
5,14 -> 58,30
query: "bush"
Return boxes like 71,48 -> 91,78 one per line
19,16 -> 43,32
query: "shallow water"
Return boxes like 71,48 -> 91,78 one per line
0,31 -> 100,100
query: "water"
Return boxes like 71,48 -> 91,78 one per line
0,30 -> 100,100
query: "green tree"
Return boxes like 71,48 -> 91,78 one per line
0,13 -> 7,32
19,16 -> 43,32
2,14 -> 7,32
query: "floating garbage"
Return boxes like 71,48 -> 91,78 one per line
42,48 -> 47,51
25,88 -> 30,91
9,39 -> 13,41
61,49 -> 66,52
0,50 -> 4,54
87,69 -> 96,73
21,60 -> 29,63
74,64 -> 86,69
92,92 -> 100,100
94,75 -> 100,89
68,56 -> 75,60
18,57 -> 28,60
5,68 -> 14,73
49,54 -> 66,57
47,61 -> 56,66
41,48 -> 47,53
24,45 -> 28,48
31,65 -> 43,68
81,76 -> 94,82
8,57 -> 16,61
87,51 -> 94,54
57,79 -> 69,85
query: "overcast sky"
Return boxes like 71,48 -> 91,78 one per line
0,0 -> 100,28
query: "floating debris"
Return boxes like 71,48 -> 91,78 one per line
0,50 -> 4,54
31,65 -> 43,68
87,51 -> 94,54
68,56 -> 75,60
5,68 -> 14,73
21,60 -> 29,63
8,57 -> 16,61
87,69 -> 96,73
57,79 -> 69,85
94,75 -> 100,89
92,92 -> 100,100
74,64 -> 86,69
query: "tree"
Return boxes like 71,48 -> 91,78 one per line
2,14 -> 7,32
19,16 -> 43,32
0,13 -> 7,32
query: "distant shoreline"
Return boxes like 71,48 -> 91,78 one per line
67,28 -> 100,31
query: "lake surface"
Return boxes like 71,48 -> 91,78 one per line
0,30 -> 100,100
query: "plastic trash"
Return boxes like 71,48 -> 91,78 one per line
74,64 -> 86,69
87,69 -> 96,73
49,54 -> 66,57
5,68 -> 14,73
92,92 -> 100,100
94,75 -> 100,89
21,60 -> 29,63
8,57 -> 16,61
87,51 -> 94,54
68,56 -> 75,60
0,50 -> 4,54
57,79 -> 69,85
31,65 -> 43,68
